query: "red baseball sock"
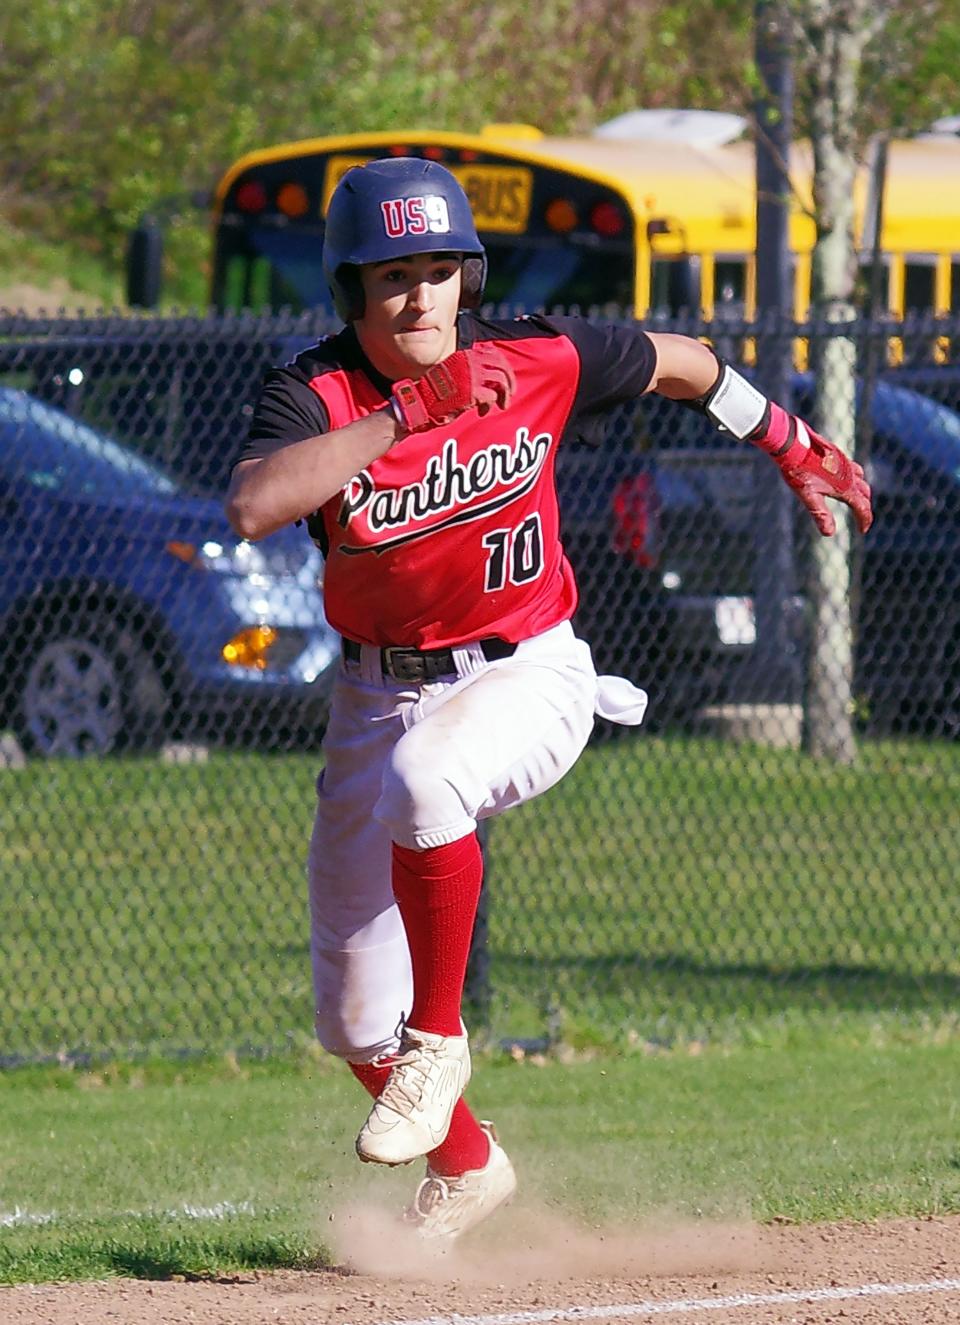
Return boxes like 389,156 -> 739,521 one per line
349,1060 -> 490,1175
391,835 -> 483,1037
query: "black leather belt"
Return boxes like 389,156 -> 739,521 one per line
341,636 -> 516,683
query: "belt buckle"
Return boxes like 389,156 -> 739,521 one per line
382,647 -> 428,683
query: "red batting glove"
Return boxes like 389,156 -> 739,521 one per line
750,402 -> 874,538
390,343 -> 516,433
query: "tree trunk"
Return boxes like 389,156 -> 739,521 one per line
799,4 -> 866,763
805,327 -> 857,763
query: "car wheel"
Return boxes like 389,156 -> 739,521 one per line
14,616 -> 169,758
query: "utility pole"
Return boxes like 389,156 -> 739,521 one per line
751,0 -> 799,705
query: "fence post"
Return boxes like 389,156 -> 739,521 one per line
752,2 -> 801,709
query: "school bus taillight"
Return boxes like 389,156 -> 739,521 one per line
590,201 -> 627,237
545,199 -> 578,233
277,183 -> 309,218
235,180 -> 268,213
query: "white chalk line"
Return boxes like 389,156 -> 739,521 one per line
0,1208 -> 56,1229
0,1200 -> 260,1228
377,1276 -> 960,1325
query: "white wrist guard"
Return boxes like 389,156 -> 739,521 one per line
703,364 -> 769,440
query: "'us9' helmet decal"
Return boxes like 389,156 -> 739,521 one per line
380,195 -> 451,238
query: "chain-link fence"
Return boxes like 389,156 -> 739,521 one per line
2,309 -> 959,1063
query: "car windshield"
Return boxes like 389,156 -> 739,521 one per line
0,388 -> 179,499
873,384 -> 960,478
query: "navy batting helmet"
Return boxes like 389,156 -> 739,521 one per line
322,158 -> 487,322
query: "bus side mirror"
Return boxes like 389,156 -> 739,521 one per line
126,214 -> 163,309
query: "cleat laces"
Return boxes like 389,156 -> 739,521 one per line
377,1044 -> 441,1117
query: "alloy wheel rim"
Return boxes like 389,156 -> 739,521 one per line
24,637 -> 123,756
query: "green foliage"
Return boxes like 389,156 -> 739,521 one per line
877,6 -> 960,134
0,218 -> 122,310
1,0 -> 426,306
785,0 -> 958,147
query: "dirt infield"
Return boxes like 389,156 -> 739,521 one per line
3,1213 -> 958,1324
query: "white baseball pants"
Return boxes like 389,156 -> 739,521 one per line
307,621 -> 647,1061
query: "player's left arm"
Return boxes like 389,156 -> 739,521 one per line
644,331 -> 873,538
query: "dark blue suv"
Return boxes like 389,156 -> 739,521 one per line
557,375 -> 960,732
0,388 -> 340,756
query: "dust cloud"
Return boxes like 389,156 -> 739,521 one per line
329,1199 -> 779,1285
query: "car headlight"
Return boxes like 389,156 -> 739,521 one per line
198,539 -> 270,576
167,539 -> 309,579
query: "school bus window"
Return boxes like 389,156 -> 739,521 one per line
904,258 -> 937,313
222,251 -> 273,313
649,257 -> 700,315
247,257 -> 272,312
714,258 -> 747,312
480,238 -> 632,311
950,260 -> 960,312
223,257 -> 247,311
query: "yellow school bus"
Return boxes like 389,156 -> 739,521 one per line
209,115 -> 960,319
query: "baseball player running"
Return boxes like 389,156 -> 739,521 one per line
226,159 -> 872,1243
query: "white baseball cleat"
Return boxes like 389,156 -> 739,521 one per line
356,1025 -> 472,1166
403,1121 -> 517,1242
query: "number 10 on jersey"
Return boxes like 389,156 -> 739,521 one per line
482,514 -> 544,591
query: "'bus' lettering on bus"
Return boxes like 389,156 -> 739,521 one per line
380,195 -> 451,239
462,174 -> 523,224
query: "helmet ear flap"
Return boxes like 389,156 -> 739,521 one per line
330,265 -> 364,322
460,254 -> 487,309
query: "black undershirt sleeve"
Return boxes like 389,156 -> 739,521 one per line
232,369 -> 330,469
536,315 -> 657,419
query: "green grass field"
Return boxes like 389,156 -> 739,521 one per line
486,732 -> 960,1043
1,1038 -> 959,1284
2,734 -> 959,1062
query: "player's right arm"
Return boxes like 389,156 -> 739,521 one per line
226,407 -> 399,542
554,317 -> 872,538
226,344 -> 515,542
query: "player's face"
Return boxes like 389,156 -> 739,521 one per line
356,253 -> 462,379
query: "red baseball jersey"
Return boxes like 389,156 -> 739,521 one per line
239,314 -> 656,648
